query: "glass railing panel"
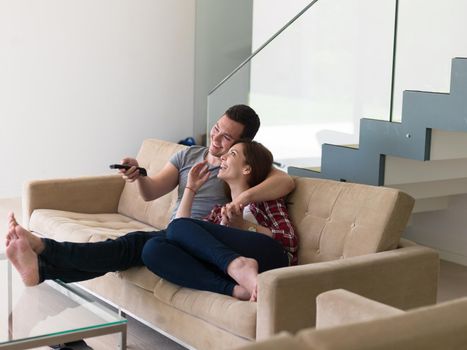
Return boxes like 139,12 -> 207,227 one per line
208,0 -> 397,169
392,0 -> 467,122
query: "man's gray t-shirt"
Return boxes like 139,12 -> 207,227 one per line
169,145 -> 229,220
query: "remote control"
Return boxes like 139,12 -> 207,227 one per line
109,164 -> 147,176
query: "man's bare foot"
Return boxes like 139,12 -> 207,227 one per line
6,226 -> 40,286
227,257 -> 258,299
7,213 -> 44,254
232,285 -> 251,301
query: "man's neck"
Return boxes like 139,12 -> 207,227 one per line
206,151 -> 221,166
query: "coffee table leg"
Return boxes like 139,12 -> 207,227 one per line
119,327 -> 127,350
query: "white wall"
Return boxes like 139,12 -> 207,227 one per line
405,195 -> 467,266
0,0 -> 195,198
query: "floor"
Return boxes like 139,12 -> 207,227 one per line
1,197 -> 467,349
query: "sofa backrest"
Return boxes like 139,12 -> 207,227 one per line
118,139 -> 187,229
286,177 -> 414,264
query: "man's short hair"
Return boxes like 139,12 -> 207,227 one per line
224,104 -> 260,140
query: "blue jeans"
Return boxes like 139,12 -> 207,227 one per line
38,231 -> 164,283
141,218 -> 289,296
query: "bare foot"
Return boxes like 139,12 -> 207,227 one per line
227,257 -> 258,299
232,285 -> 251,301
249,284 -> 258,302
7,212 -> 44,254
6,226 -> 40,286
6,212 -> 18,247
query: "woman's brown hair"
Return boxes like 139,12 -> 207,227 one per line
234,139 -> 273,188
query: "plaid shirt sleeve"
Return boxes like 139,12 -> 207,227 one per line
203,204 -> 223,224
250,199 -> 299,265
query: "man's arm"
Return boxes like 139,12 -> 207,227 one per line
120,157 -> 180,202
136,162 -> 180,201
234,167 -> 295,206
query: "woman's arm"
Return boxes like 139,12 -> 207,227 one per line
175,161 -> 210,218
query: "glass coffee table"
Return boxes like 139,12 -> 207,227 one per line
0,251 -> 127,349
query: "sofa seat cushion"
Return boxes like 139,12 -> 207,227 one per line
29,209 -> 156,242
117,266 -> 162,294
153,278 -> 257,340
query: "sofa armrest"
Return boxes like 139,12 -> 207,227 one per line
315,289 -> 404,329
256,239 -> 439,339
22,175 -> 125,227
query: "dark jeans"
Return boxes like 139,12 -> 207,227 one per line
141,218 -> 289,297
38,231 -> 164,283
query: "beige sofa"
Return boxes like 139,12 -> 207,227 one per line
235,289 -> 467,350
23,139 -> 439,350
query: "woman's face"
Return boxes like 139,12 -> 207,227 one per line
218,143 -> 251,182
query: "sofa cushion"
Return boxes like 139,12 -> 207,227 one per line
118,139 -> 187,230
117,266 -> 162,293
29,209 -> 156,242
287,178 -> 414,264
153,278 -> 257,340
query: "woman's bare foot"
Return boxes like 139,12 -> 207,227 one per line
232,285 -> 251,301
249,285 -> 258,302
7,213 -> 44,254
227,257 -> 258,300
6,226 -> 40,286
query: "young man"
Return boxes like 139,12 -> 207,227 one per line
6,104 -> 295,287
119,104 -> 295,220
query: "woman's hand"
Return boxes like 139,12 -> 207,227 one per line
221,203 -> 245,229
176,161 -> 211,219
187,160 -> 211,192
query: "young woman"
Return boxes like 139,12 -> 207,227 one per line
141,140 -> 298,301
6,140 -> 297,301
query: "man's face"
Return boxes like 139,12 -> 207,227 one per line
209,115 -> 245,158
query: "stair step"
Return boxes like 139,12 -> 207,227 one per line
342,144 -> 359,149
384,156 -> 467,185
431,129 -> 467,160
389,178 -> 467,200
411,197 -> 450,213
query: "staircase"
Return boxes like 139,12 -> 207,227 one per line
289,57 -> 467,213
